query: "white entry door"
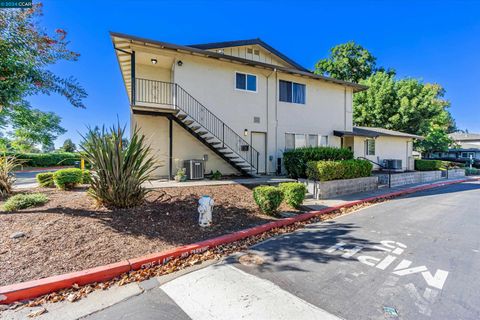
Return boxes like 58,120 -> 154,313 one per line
251,132 -> 267,174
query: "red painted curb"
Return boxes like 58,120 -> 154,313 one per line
1,177 -> 478,304
0,261 -> 130,304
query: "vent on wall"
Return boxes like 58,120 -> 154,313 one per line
253,117 -> 260,123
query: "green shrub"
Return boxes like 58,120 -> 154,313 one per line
3,193 -> 48,211
210,170 -> 222,180
279,182 -> 307,208
82,170 -> 92,184
253,185 -> 284,215
465,167 -> 480,176
80,124 -> 159,208
4,152 -> 80,167
415,159 -> 443,171
36,172 -> 55,187
283,147 -> 354,178
53,168 -> 83,190
306,159 -> 373,181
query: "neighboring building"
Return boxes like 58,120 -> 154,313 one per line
429,132 -> 480,161
111,32 -> 421,178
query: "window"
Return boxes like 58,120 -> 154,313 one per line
320,135 -> 329,146
279,80 -> 306,104
461,152 -> 475,158
307,134 -> 318,147
286,133 -> 324,150
285,133 -> 295,150
365,139 -> 375,156
295,134 -> 306,148
235,72 -> 257,92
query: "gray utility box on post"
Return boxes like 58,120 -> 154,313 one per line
184,159 -> 205,180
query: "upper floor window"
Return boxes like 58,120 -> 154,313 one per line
365,139 -> 375,156
279,80 -> 306,104
236,72 -> 257,92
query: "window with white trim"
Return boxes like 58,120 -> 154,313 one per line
320,135 -> 329,146
235,72 -> 257,92
279,80 -> 306,104
307,134 -> 318,147
365,139 -> 375,156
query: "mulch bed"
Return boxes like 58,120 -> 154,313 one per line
0,184 -> 298,286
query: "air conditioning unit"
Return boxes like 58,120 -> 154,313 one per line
184,159 -> 205,180
383,159 -> 402,171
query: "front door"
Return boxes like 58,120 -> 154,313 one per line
251,132 -> 267,174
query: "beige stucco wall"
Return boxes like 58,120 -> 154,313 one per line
353,136 -> 414,171
131,46 -> 356,175
171,53 -> 352,174
132,114 -> 239,178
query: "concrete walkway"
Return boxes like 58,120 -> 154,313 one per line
303,176 -> 470,210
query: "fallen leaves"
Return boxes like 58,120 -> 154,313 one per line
16,197 -> 391,310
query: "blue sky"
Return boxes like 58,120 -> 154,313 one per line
28,0 -> 480,147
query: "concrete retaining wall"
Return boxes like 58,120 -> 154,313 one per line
375,169 -> 465,187
299,176 -> 379,199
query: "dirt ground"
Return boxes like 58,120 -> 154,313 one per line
0,184 -> 297,286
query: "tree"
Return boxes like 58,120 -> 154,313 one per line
314,41 -> 380,83
6,103 -> 67,152
61,139 -> 76,152
353,72 -> 456,153
0,3 -> 86,110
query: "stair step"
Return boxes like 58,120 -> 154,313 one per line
220,151 -> 233,155
183,120 -> 194,125
197,131 -> 208,136
210,142 -> 222,146
190,126 -> 201,131
204,136 -> 215,141
177,114 -> 187,120
231,159 -> 246,163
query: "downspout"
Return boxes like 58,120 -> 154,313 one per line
344,87 -> 347,131
266,68 -> 275,175
275,69 -> 278,174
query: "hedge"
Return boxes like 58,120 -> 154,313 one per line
306,159 -> 373,181
36,172 -> 55,188
5,152 -> 81,167
53,168 -> 83,190
415,159 -> 443,171
278,182 -> 307,209
283,147 -> 354,178
253,185 -> 284,215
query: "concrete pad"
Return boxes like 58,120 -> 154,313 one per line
0,282 -> 143,320
161,263 -> 341,320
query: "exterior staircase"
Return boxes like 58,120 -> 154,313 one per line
134,78 -> 260,176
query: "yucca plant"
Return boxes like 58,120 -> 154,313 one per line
80,124 -> 159,208
0,155 -> 24,197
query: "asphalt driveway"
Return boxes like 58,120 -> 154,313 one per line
86,181 -> 480,320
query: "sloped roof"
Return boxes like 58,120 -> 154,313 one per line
334,127 -> 423,140
110,32 -> 368,93
449,132 -> 480,141
188,38 -> 309,72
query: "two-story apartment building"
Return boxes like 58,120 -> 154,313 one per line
429,132 -> 480,161
111,32 -> 421,178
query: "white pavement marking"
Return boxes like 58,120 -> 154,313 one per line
161,264 -> 342,320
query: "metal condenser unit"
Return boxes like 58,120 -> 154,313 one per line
184,159 -> 205,180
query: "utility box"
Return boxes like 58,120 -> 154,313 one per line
184,159 -> 205,180
383,159 -> 403,171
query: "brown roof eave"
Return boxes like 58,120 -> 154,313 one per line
110,31 -> 368,92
